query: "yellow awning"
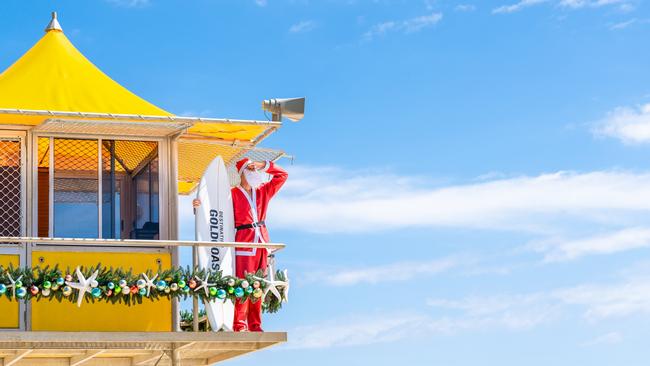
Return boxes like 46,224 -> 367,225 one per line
0,28 -> 169,120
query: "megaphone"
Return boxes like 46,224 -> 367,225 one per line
262,97 -> 306,122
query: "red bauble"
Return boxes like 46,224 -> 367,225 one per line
30,286 -> 39,295
188,279 -> 197,289
106,289 -> 113,297
130,286 -> 138,294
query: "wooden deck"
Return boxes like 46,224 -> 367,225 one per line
0,331 -> 287,365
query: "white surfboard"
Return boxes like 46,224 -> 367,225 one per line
195,156 -> 236,331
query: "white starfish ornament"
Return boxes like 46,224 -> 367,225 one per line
66,267 -> 99,307
193,272 -> 216,298
6,273 -> 23,300
141,273 -> 158,297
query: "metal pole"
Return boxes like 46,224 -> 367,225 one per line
193,205 -> 199,332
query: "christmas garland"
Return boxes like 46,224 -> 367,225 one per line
0,264 -> 288,313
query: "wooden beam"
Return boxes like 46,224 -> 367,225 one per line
131,352 -> 163,366
70,350 -> 104,366
4,350 -> 32,366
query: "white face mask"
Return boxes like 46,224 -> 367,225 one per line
243,169 -> 264,189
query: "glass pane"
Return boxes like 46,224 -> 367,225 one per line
0,139 -> 22,237
37,137 -> 50,237
53,138 -> 98,238
101,140 -> 158,239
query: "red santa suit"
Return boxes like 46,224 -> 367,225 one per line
232,158 -> 288,332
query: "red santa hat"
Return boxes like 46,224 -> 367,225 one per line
236,158 -> 251,175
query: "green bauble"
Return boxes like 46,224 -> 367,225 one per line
14,280 -> 22,288
178,279 -> 186,288
227,286 -> 235,294
91,288 -> 102,298
209,287 -> 218,297
42,280 -> 52,289
114,286 -> 122,294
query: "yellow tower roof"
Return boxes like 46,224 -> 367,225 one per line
0,12 -> 170,117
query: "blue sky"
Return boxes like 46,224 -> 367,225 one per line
3,0 -> 650,365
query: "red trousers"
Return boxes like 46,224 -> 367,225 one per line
234,247 -> 268,332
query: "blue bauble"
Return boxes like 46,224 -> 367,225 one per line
182,286 -> 190,293
56,277 -> 65,286
216,289 -> 227,299
234,287 -> 245,298
0,284 -> 6,294
16,287 -> 27,298
107,282 -> 115,290
245,286 -> 253,294
156,280 -> 167,291
91,288 -> 102,298
138,287 -> 147,296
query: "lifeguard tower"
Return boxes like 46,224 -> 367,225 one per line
0,13 -> 294,365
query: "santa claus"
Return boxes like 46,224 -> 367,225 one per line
194,158 -> 288,332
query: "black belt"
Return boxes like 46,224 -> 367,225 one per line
236,221 -> 265,231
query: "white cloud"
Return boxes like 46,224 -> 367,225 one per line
287,277 -> 649,349
289,20 -> 317,33
318,257 -> 460,286
609,18 -> 637,30
492,0 -> 549,14
288,314 -> 429,349
533,227 -> 650,262
593,103 -> 650,144
363,12 -> 442,40
581,331 -> 623,346
254,0 -> 268,6
455,4 -> 477,11
269,167 -> 650,234
559,0 -> 627,9
556,280 -> 650,320
492,0 -> 632,13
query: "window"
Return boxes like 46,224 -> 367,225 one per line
38,137 -> 160,239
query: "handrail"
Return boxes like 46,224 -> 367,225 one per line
0,237 -> 285,252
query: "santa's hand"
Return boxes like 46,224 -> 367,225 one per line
247,161 -> 266,171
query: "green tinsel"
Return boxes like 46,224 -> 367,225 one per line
0,264 -> 287,313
